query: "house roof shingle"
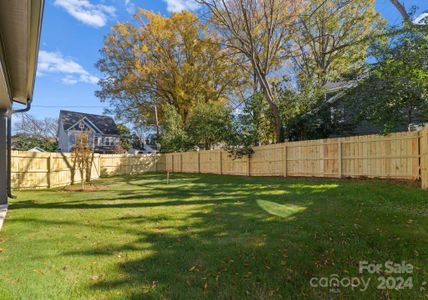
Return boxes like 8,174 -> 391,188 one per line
59,110 -> 120,135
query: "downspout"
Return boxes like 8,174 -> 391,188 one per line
7,99 -> 32,199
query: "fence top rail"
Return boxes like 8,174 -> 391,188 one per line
164,131 -> 421,156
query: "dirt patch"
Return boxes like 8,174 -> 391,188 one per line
61,185 -> 105,192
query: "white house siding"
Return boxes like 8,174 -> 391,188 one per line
58,119 -> 69,152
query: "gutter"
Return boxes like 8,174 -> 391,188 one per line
7,99 -> 32,199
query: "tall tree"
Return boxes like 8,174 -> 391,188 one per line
96,10 -> 243,126
158,104 -> 190,152
197,0 -> 304,142
187,101 -> 233,150
293,0 -> 383,88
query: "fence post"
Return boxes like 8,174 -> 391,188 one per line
283,144 -> 287,177
98,154 -> 101,178
219,151 -> 223,175
198,152 -> 201,173
320,141 -> 325,177
180,153 -> 183,172
421,129 -> 428,190
172,154 -> 175,173
247,155 -> 251,176
338,140 -> 342,178
47,154 -> 52,189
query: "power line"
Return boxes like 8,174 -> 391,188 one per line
32,105 -> 107,108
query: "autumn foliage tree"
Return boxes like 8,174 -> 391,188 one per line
280,0 -> 384,140
293,0 -> 383,88
96,10 -> 243,126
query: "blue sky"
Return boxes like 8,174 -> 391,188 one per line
29,0 -> 428,121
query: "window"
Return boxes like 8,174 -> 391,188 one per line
104,137 -> 114,146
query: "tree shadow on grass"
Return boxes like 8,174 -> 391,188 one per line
10,174 -> 336,210
10,173 -> 428,299
58,175 -> 427,298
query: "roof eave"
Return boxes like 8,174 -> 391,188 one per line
0,0 -> 45,109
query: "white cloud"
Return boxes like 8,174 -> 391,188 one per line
54,0 -> 116,27
38,50 -> 99,85
124,0 -> 136,14
163,0 -> 199,13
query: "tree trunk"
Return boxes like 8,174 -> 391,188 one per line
253,65 -> 283,143
154,105 -> 160,137
264,94 -> 282,143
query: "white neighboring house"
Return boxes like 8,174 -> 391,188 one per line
128,145 -> 158,154
29,147 -> 46,153
413,11 -> 428,25
57,110 -> 121,154
408,123 -> 428,132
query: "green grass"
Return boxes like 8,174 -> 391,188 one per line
0,173 -> 428,299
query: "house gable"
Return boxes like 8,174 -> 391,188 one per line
66,117 -> 102,134
58,110 -> 120,136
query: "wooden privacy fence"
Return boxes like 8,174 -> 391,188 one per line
11,151 -> 165,190
165,129 -> 428,190
10,129 -> 428,190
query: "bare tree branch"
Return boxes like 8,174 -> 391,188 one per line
389,0 -> 410,21
197,0 -> 304,142
14,113 -> 58,140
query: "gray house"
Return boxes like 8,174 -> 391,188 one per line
58,110 -> 121,154
323,81 -> 428,137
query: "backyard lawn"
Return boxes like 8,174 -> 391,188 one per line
0,173 -> 427,299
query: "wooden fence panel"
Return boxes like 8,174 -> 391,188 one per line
221,151 -> 248,176
11,151 -> 50,189
11,151 -> 165,189
286,139 -> 338,177
181,152 -> 199,173
100,154 -> 127,176
100,154 -> 162,176
165,154 -> 173,172
156,154 -> 166,172
341,132 -> 419,179
250,144 -> 283,176
200,150 -> 221,174
50,153 -> 77,187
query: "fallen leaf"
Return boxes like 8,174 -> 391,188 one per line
91,275 -> 99,281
